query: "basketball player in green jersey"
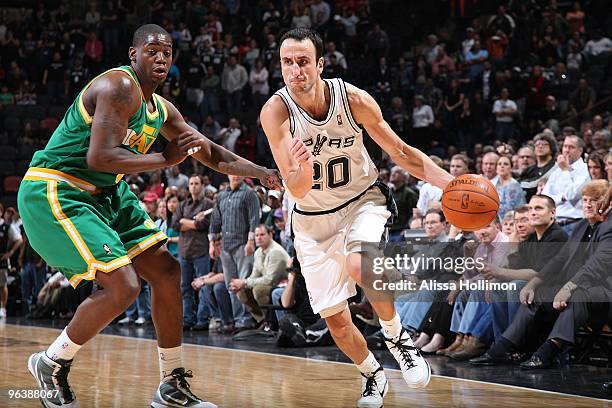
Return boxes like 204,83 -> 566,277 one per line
19,24 -> 280,408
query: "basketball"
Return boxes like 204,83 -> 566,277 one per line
441,174 -> 500,231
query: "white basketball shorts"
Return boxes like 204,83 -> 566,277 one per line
292,188 -> 391,317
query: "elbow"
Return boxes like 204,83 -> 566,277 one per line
86,151 -> 105,172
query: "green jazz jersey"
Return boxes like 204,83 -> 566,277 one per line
29,65 -> 168,187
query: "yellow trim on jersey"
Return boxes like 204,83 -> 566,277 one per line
126,231 -> 168,259
76,67 -> 146,125
46,180 -> 132,288
153,94 -> 168,123
25,168 -> 99,193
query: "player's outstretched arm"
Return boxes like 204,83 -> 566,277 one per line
87,72 -> 187,173
346,83 -> 453,190
260,96 -> 313,199
160,96 -> 282,190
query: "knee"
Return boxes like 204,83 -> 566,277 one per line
252,285 -> 271,305
213,282 -> 228,297
104,269 -> 141,309
325,312 -> 352,340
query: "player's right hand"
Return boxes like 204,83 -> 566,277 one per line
290,137 -> 313,167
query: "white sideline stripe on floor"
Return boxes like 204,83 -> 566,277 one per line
11,323 -> 610,403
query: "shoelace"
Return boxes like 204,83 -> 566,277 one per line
170,369 -> 194,390
361,367 -> 384,397
388,336 -> 417,370
52,363 -> 75,402
361,375 -> 378,397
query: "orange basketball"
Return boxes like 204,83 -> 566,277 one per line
441,174 -> 500,231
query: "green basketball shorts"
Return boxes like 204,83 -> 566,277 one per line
18,167 -> 167,288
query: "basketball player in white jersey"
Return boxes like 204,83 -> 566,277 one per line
261,28 -> 453,407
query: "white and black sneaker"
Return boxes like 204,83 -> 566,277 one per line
151,368 -> 217,408
357,366 -> 388,408
27,351 -> 79,407
385,328 -> 431,388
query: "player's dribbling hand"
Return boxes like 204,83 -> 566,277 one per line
290,137 -> 313,168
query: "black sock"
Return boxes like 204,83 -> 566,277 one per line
534,339 -> 561,362
489,337 -> 515,356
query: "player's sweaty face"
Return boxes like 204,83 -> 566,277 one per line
136,33 -> 172,83
280,39 -> 320,94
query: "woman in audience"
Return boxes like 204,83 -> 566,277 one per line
495,155 -> 526,218
587,152 -> 606,180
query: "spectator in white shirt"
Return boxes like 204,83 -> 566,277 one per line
542,135 -> 590,234
415,156 -> 444,217
249,58 -> 269,110
492,88 -> 518,141
217,118 -> 242,153
583,31 -> 612,58
324,41 -> 347,70
310,0 -> 331,29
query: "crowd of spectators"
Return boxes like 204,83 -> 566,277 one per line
0,0 -> 611,374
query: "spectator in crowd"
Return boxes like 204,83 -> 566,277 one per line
273,257 -> 331,347
209,175 -> 260,327
229,224 -> 289,329
516,146 -> 536,178
495,155 -> 526,219
492,88 -> 517,142
192,239 -> 234,334
221,55 -> 248,120
415,156 -> 444,217
588,152 -> 607,180
0,204 -> 23,318
520,132 -> 558,200
606,152 -> 612,182
466,39 -> 489,80
217,117 -> 242,153
474,180 -> 610,369
174,175 -> 215,331
412,95 -> 434,144
481,152 -> 500,180
388,166 -> 418,242
542,135 -> 590,234
249,58 -> 269,111
165,165 -> 189,191
19,229 -> 46,316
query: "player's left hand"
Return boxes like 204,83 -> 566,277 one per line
260,169 -> 283,190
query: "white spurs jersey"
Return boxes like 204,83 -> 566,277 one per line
275,78 -> 379,212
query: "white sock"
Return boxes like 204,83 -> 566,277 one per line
46,329 -> 82,362
356,351 -> 380,376
158,346 -> 183,380
379,313 -> 402,339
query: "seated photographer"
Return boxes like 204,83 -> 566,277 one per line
192,240 -> 234,334
272,258 -> 332,347
476,196 -> 568,347
229,224 -> 289,329
31,270 -> 78,319
471,180 -> 611,368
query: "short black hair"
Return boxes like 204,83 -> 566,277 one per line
530,194 -> 556,210
425,208 -> 446,223
132,24 -> 171,47
279,28 -> 324,61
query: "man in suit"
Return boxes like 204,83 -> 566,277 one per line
471,180 -> 611,369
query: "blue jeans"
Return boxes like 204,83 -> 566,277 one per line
388,230 -> 405,242
396,290 -> 436,331
272,287 -> 287,322
125,279 -> 151,320
494,121 -> 514,141
20,262 -> 47,313
220,244 -> 254,323
491,280 -> 526,342
203,282 -> 233,325
180,255 -> 211,326
451,290 -> 493,344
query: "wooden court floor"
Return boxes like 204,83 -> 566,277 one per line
1,324 -> 609,407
